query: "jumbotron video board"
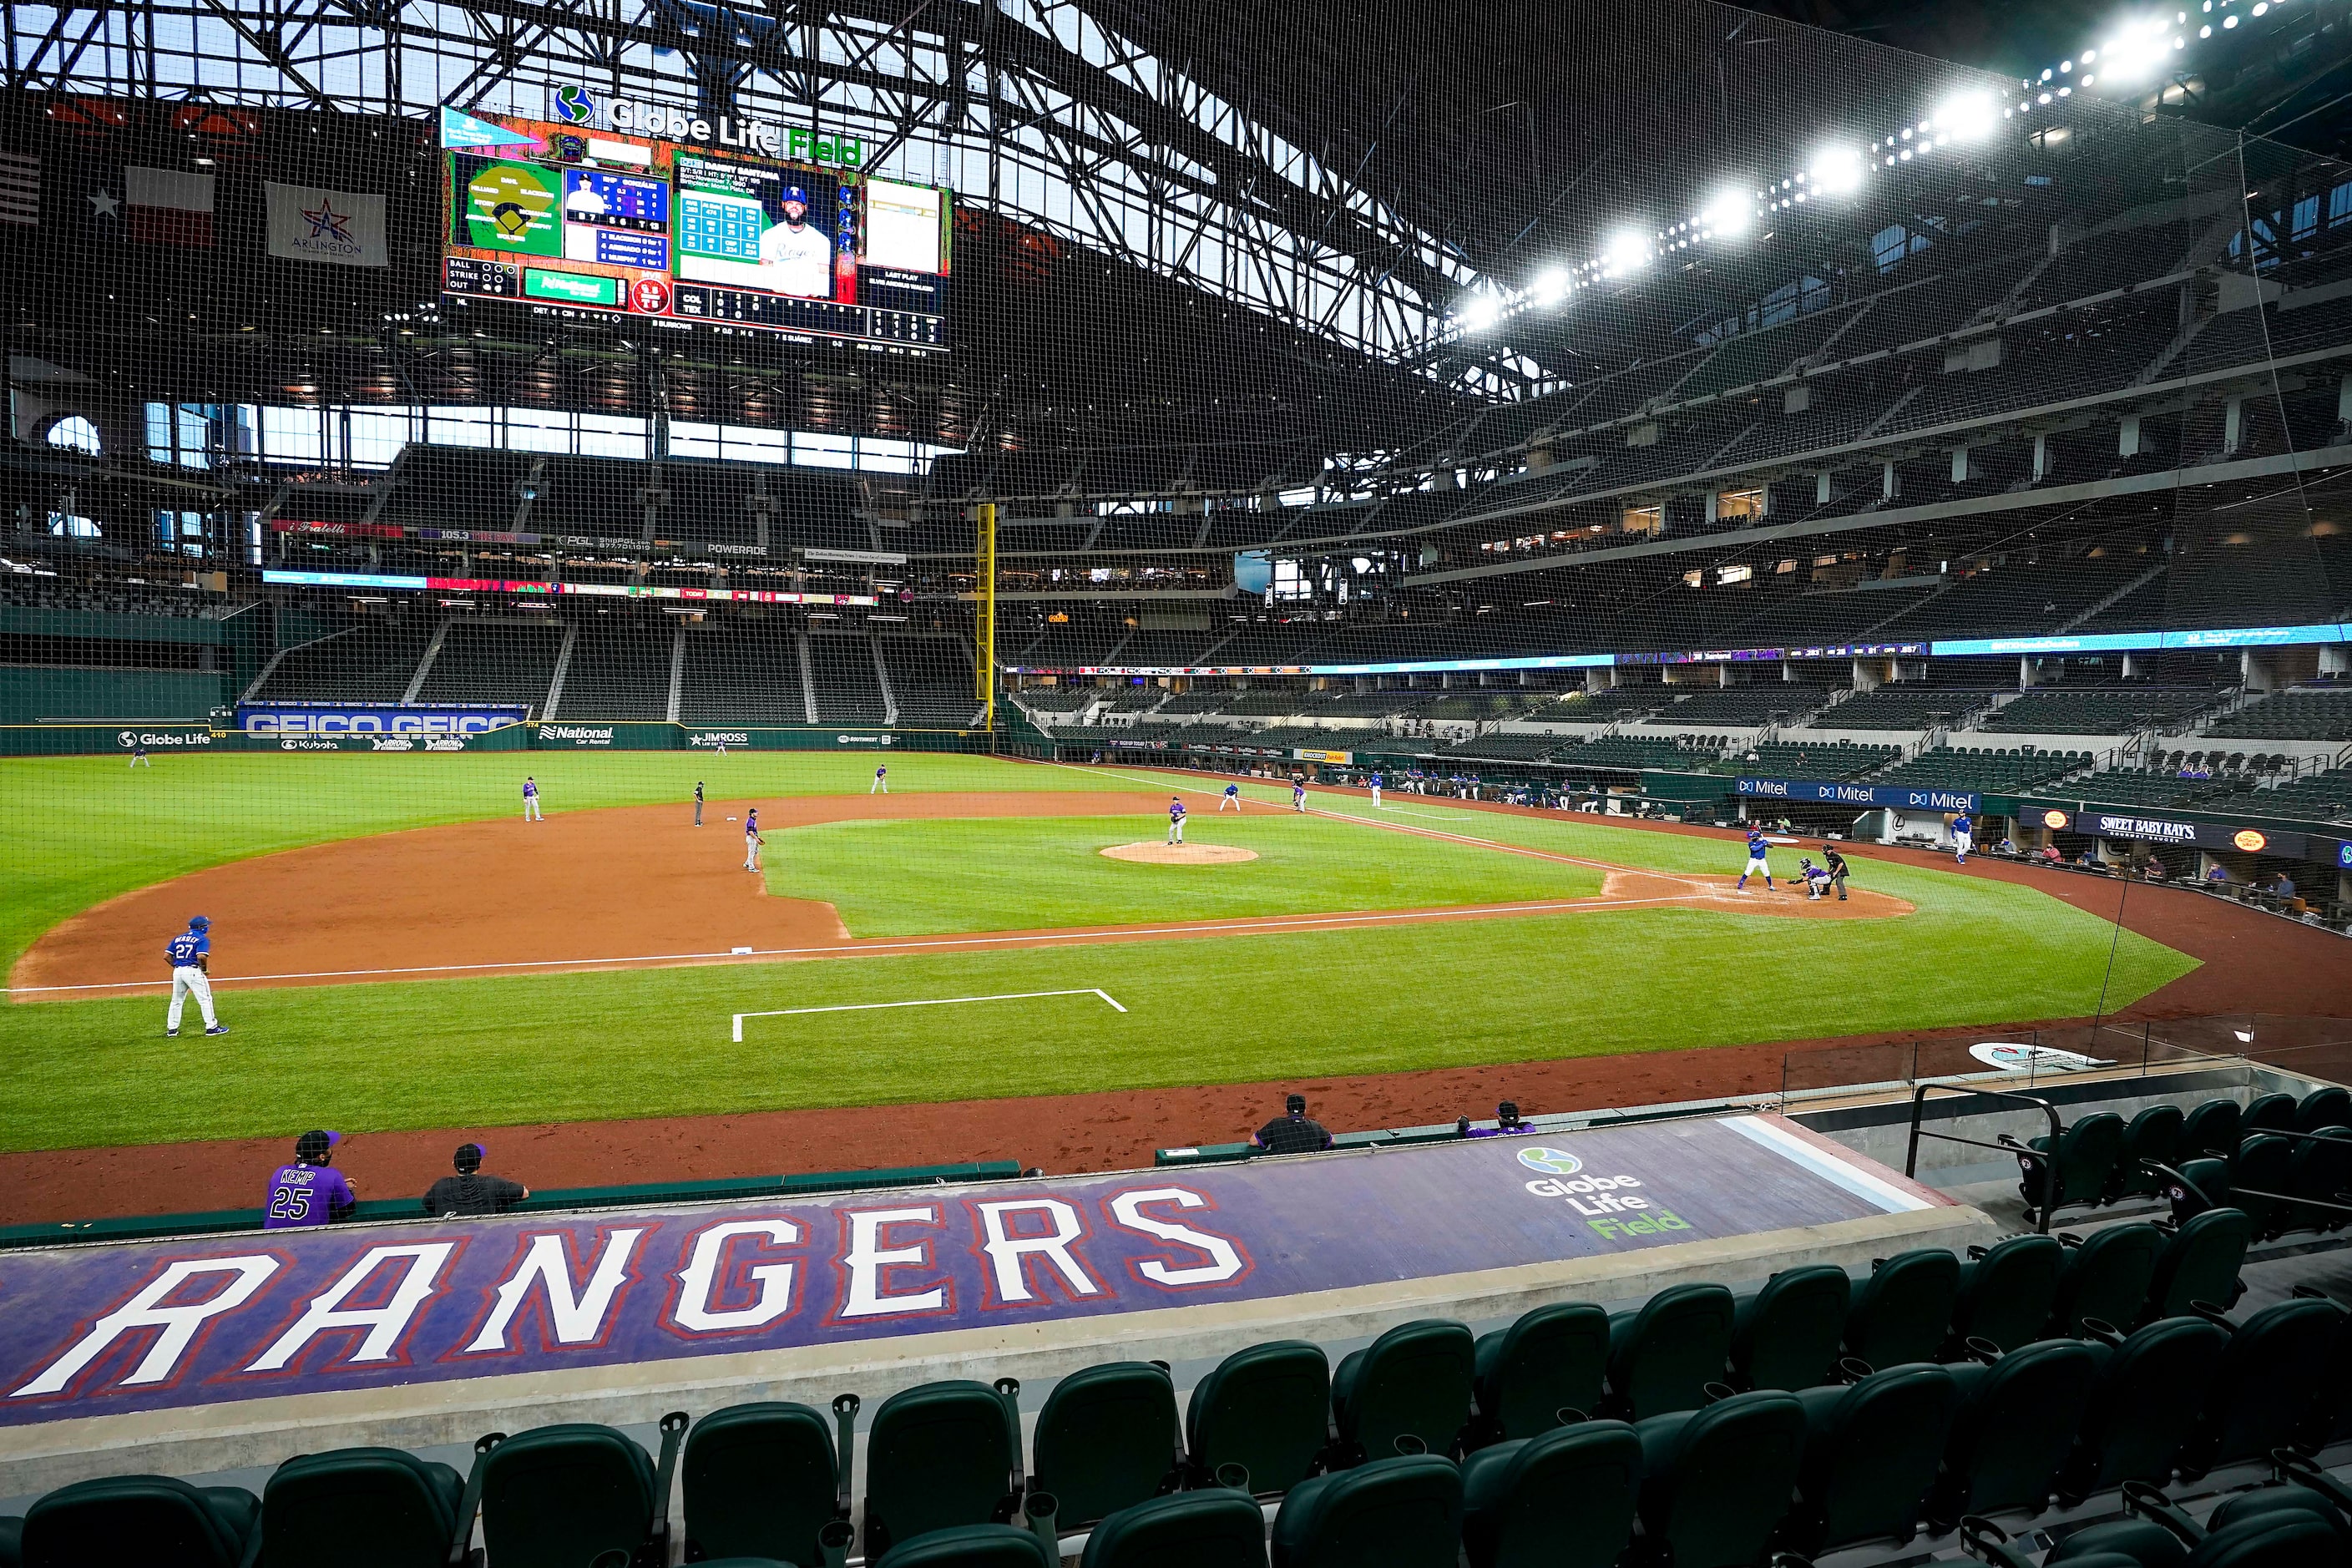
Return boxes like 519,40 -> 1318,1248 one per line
441,99 -> 949,353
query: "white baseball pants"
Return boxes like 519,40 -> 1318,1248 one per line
168,965 -> 218,1031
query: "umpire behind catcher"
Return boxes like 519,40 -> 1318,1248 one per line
422,1142 -> 530,1217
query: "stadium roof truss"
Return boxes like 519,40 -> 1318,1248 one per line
2,0 -> 1476,362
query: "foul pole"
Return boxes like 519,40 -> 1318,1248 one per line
977,501 -> 997,734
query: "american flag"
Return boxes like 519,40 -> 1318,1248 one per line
0,149 -> 35,227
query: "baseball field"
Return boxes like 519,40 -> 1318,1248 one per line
0,748 -> 2210,1162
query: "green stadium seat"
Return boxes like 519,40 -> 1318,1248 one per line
1924,1338 -> 2097,1530
1186,1341 -> 1331,1496
1330,1319 -> 1474,1462
1470,1301 -> 1606,1441
1842,1248 -> 1960,1372
872,1523 -> 1056,1568
1458,1419 -> 1639,1568
2297,1088 -> 2352,1134
2046,1482 -> 2349,1567
1728,1265 -> 1849,1391
1268,1454 -> 1461,1568
2022,1112 -> 2125,1222
2111,1105 -> 2185,1201
1784,1363 -> 1959,1553
2181,1136 -> 2294,1239
259,1446 -> 465,1568
2283,1126 -> 2352,1235
1033,1362 -> 1183,1530
15,1474 -> 260,1568
1631,1390 -> 1807,1568
680,1399 -> 855,1567
1077,1489 -> 1268,1568
478,1414 -> 685,1568
1606,1282 -> 1735,1419
2179,1297 -> 2349,1479
2181,1099 -> 2243,1160
2056,1316 -> 2231,1504
2244,1093 -> 2299,1136
1950,1234 -> 2067,1354
861,1380 -> 1024,1560
2143,1209 -> 2252,1323
2051,1223 -> 2167,1338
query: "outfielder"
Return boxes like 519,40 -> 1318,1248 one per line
522,776 -> 542,822
164,915 -> 228,1037
1292,776 -> 1307,812
1219,781 -> 1242,811
129,739 -> 150,768
1735,827 -> 1776,893
744,807 -> 765,871
694,781 -> 704,826
1951,812 -> 1974,865
872,763 -> 888,794
1166,796 -> 1187,845
1369,771 -> 1383,807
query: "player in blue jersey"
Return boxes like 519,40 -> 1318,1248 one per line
164,915 -> 227,1037
1950,812 -> 1974,864
1736,827 -> 1775,893
1368,771 -> 1383,807
1219,781 -> 1242,811
522,775 -> 542,822
743,807 -> 765,871
1166,796 -> 1187,845
1292,775 -> 1307,812
872,763 -> 888,795
264,1130 -> 357,1230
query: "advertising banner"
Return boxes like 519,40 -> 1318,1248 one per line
0,1118 -> 1938,1429
0,725 -> 219,756
2039,806 -> 2310,857
1293,747 -> 1355,765
682,727 -> 902,750
235,704 -> 527,736
236,728 -> 528,754
1736,777 -> 1981,813
534,721 -> 678,750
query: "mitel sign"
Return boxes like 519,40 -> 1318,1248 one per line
1737,778 -> 1980,813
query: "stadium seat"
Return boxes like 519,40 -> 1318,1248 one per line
1458,1419 -> 1640,1568
1606,1282 -> 1736,1419
13,1474 -> 260,1568
1032,1362 -> 1183,1530
1924,1338 -> 2097,1529
2022,1112 -> 2126,1222
1186,1341 -> 1331,1496
2298,1088 -> 2352,1134
2283,1127 -> 2352,1235
259,1447 -> 466,1568
1078,1489 -> 1269,1568
1948,1233 -> 2066,1355
2179,1136 -> 2294,1238
2056,1316 -> 2232,1504
1330,1319 -> 1474,1462
1470,1301 -> 1607,1441
872,1524 -> 1056,1568
2110,1104 -> 2185,1201
2037,1481 -> 2349,1568
2050,1223 -> 2167,1338
1785,1363 -> 1958,1553
1631,1390 -> 1808,1568
861,1381 -> 1024,1560
1728,1265 -> 1849,1391
1843,1248 -> 1960,1371
2180,1099 -> 2243,1160
1268,1454 -> 1462,1568
2143,1209 -> 2253,1323
478,1414 -> 685,1568
680,1399 -> 854,1567
2179,1297 -> 2349,1478
2244,1093 -> 2299,1136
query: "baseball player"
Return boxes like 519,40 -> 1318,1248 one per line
694,780 -> 705,826
522,776 -> 542,822
1735,827 -> 1776,893
1219,781 -> 1242,811
744,807 -> 765,871
1292,775 -> 1308,812
129,738 -> 150,769
1166,795 -> 1187,845
164,915 -> 227,1037
872,763 -> 888,795
1823,843 -> 1851,902
1369,771 -> 1383,807
1951,812 -> 1974,865
264,1130 -> 357,1229
1798,857 -> 1833,900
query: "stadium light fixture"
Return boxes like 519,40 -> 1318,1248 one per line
1701,187 -> 1753,237
1528,266 -> 1571,306
1808,146 -> 1866,196
1936,91 -> 2000,142
1456,289 -> 1504,332
1601,229 -> 1652,276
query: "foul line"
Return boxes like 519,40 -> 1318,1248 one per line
732,987 -> 1126,1041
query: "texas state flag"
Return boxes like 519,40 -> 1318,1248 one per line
124,165 -> 215,246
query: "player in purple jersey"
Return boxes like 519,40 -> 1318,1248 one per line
744,807 -> 765,871
1166,796 -> 1187,845
871,763 -> 889,795
1292,776 -> 1307,812
523,775 -> 543,822
264,1130 -> 358,1229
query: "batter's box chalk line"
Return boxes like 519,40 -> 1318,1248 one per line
731,987 -> 1127,1041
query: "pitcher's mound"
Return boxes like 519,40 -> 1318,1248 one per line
1100,842 -> 1260,866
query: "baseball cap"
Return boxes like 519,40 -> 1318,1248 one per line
780,185 -> 809,205
455,1141 -> 486,1173
295,1129 -> 341,1163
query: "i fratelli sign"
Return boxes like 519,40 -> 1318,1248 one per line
547,83 -> 865,167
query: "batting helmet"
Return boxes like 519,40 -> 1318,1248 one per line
189,915 -> 210,931
295,1129 -> 340,1164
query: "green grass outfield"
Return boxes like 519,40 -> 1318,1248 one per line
0,753 -> 2198,1151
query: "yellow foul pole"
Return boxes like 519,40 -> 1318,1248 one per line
977,501 -> 997,733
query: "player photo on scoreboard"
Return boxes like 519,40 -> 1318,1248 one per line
673,154 -> 848,301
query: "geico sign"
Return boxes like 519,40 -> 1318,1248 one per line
116,730 -> 213,747
242,713 -> 515,735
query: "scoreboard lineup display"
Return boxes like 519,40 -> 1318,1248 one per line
443,115 -> 949,352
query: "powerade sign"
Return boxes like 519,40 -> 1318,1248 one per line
1737,777 -> 1980,812
236,705 -> 527,736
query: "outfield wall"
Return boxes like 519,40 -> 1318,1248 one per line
0,722 -> 1044,756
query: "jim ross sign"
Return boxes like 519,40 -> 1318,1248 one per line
0,1120 -> 1930,1425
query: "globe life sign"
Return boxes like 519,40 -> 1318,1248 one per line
552,84 -> 864,168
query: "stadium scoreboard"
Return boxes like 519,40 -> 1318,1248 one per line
442,112 -> 949,353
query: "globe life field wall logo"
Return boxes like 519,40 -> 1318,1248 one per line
1515,1146 -> 1689,1241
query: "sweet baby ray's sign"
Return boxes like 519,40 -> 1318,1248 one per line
0,1117 -> 1943,1424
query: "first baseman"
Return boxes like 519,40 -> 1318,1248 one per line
1736,827 -> 1775,893
1166,796 -> 1187,845
523,776 -> 542,822
164,915 -> 228,1037
1219,781 -> 1242,811
744,807 -> 765,871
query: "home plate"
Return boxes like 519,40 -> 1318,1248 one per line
1100,842 -> 1259,865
